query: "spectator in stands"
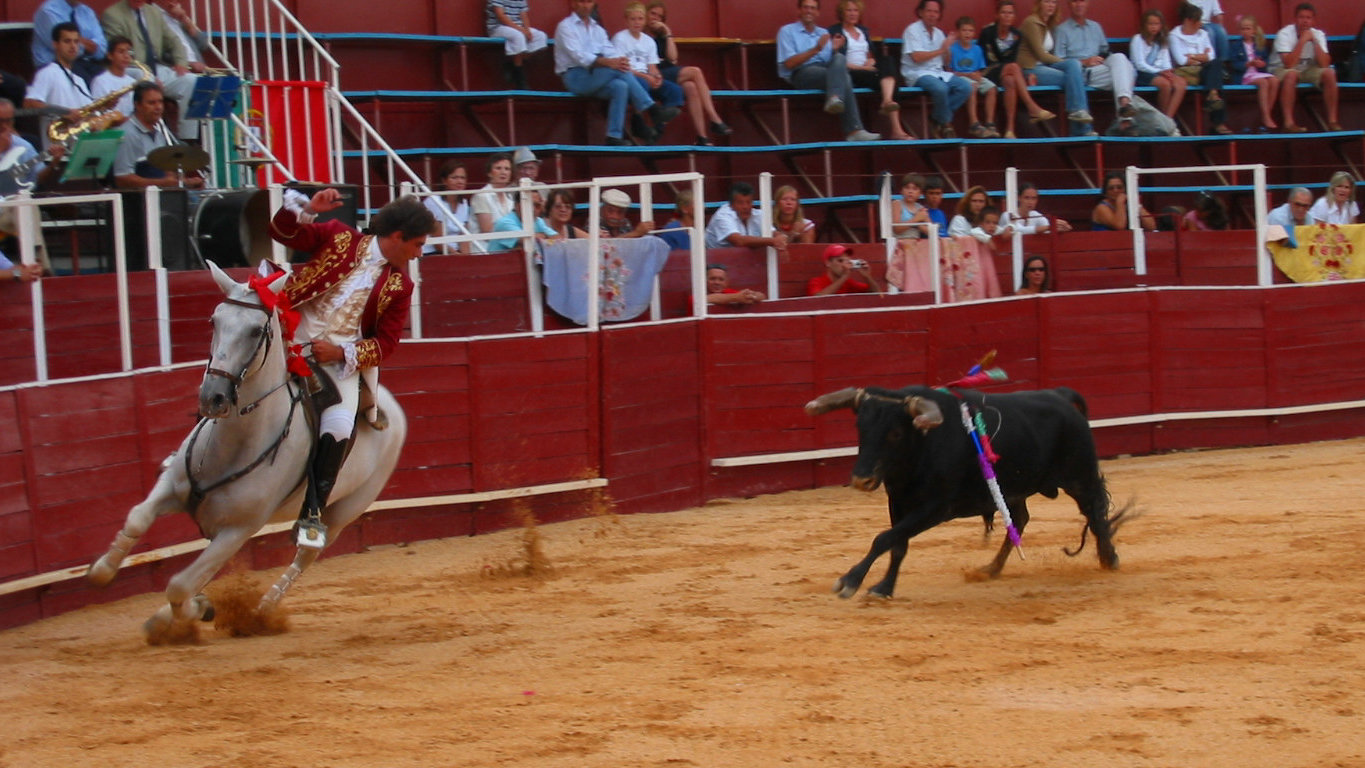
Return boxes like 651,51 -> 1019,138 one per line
705,181 -> 790,250
1015,254 -> 1051,294
1003,181 -> 1072,233
32,0 -> 107,83
900,0 -> 972,139
1018,0 -> 1093,136
90,36 -> 140,122
614,2 -> 684,145
831,0 -> 914,140
1169,2 -> 1231,135
554,0 -> 676,146
1184,0 -> 1229,64
923,176 -> 950,233
773,185 -> 817,244
1092,171 -> 1155,231
977,0 -> 1056,139
487,0 -> 548,89
807,243 -> 879,295
24,22 -> 93,136
1054,0 -> 1137,132
644,1 -> 733,145
1267,186 -> 1314,229
891,172 -> 930,241
1130,9 -> 1188,120
948,16 -> 1001,138
513,147 -> 541,180
1309,171 -> 1360,224
1228,16 -> 1279,132
424,159 -> 471,255
152,1 -> 210,75
600,188 -> 653,238
542,188 -> 589,241
113,82 -> 204,189
488,190 -> 557,251
470,152 -> 515,235
706,264 -> 766,306
948,185 -> 993,237
102,0 -> 200,140
0,97 -> 59,278
1182,190 -> 1229,230
657,189 -> 695,250
777,0 -> 881,142
1272,2 -> 1342,133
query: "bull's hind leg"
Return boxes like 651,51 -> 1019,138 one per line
1068,476 -> 1120,570
88,460 -> 184,587
973,500 -> 1030,580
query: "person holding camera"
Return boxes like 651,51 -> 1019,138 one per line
808,244 -> 880,295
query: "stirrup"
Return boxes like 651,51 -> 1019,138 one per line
294,518 -> 328,549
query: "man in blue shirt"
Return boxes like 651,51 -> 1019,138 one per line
32,0 -> 108,83
554,0 -> 678,146
777,0 -> 880,142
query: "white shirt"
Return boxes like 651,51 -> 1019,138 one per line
611,29 -> 659,75
947,214 -> 973,238
554,12 -> 617,74
90,69 -> 137,117
1001,209 -> 1051,235
423,194 -> 470,254
842,26 -> 871,68
1308,196 -> 1359,225
28,61 -> 92,110
901,21 -> 954,83
704,203 -> 763,248
1273,24 -> 1328,70
1129,35 -> 1173,73
469,183 -> 513,234
1168,27 -> 1215,66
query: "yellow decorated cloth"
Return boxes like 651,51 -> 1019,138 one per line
1268,222 -> 1365,282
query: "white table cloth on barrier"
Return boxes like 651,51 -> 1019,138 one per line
541,235 -> 671,324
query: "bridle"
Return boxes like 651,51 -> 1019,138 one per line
203,296 -> 275,406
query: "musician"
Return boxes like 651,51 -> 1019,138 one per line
0,98 -> 59,280
269,187 -> 434,543
32,0 -> 108,83
112,81 -> 203,189
23,22 -> 90,148
90,36 -> 140,120
101,0 -> 200,141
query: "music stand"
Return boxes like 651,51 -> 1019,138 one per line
61,129 -> 124,185
185,75 -> 242,122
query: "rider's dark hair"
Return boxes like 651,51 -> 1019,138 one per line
371,195 -> 436,241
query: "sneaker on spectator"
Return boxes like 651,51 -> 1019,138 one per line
934,122 -> 957,139
969,122 -> 990,138
605,136 -> 632,146
1068,109 -> 1094,123
846,129 -> 882,141
824,96 -> 845,114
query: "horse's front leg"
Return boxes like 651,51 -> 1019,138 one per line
143,526 -> 254,642
88,456 -> 183,587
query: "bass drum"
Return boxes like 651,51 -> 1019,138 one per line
191,189 -> 273,268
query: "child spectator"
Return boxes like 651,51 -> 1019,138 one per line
1169,2 -> 1230,135
487,0 -> 548,88
1228,16 -> 1278,132
613,2 -> 684,144
948,16 -> 1000,138
1182,191 -> 1228,231
1130,10 -> 1187,119
773,185 -> 817,243
923,176 -> 949,235
891,172 -> 930,241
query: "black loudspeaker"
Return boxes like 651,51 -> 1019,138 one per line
120,188 -> 193,271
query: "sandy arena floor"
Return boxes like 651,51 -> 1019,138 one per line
2,439 -> 1364,768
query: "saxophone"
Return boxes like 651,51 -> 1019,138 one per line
47,60 -> 154,148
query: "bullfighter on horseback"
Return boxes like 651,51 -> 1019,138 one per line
270,187 -> 434,547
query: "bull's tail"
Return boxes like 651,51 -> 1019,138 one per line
1064,495 -> 1139,557
1055,386 -> 1089,418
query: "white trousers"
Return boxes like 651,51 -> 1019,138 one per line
491,25 -> 547,57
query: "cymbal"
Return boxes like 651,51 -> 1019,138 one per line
147,144 -> 210,172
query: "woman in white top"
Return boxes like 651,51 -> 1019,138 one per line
832,0 -> 913,140
424,159 -> 471,254
773,185 -> 817,244
470,152 -> 515,235
1129,10 -> 1187,118
1002,182 -> 1072,234
1308,171 -> 1360,225
948,186 -> 991,238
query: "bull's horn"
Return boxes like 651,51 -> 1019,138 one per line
906,396 -> 943,432
804,387 -> 865,415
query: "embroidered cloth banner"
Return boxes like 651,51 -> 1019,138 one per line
541,236 -> 671,325
885,236 -> 1002,301
1268,223 -> 1365,282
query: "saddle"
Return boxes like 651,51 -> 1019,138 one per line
299,358 -> 388,433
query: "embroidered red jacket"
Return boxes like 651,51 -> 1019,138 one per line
270,207 -> 413,370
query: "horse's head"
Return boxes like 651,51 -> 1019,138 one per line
200,262 -> 288,419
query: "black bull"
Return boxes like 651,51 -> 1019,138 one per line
806,385 -> 1130,599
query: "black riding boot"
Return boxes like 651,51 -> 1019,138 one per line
295,434 -> 348,548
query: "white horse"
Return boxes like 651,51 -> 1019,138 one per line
87,262 -> 408,640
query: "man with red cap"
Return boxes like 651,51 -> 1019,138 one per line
807,243 -> 880,295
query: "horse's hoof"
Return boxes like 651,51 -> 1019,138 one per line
200,606 -> 216,622
86,558 -> 116,587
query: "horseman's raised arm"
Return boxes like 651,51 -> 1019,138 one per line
270,188 -> 349,251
